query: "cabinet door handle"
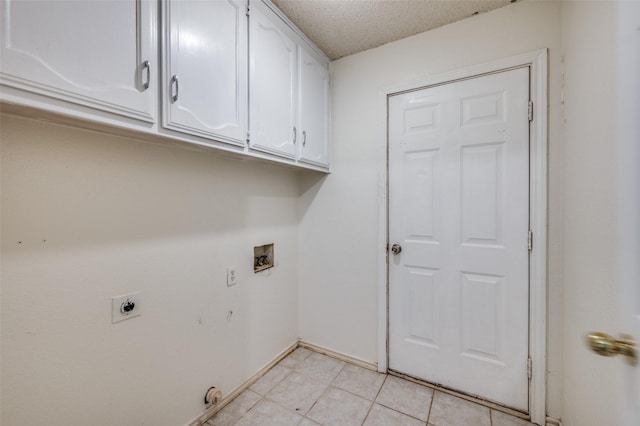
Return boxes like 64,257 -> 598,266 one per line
293,126 -> 297,144
171,75 -> 179,103
302,130 -> 307,147
141,60 -> 151,90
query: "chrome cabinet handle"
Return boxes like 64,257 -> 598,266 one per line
141,60 -> 151,90
293,126 -> 297,144
302,130 -> 307,147
171,75 -> 179,103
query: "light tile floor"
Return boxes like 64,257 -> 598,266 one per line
206,348 -> 536,426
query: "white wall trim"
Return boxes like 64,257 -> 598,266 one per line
189,339 -> 378,425
188,340 -> 298,426
545,416 -> 563,426
376,85 -> 390,374
298,340 -> 379,371
527,49 -> 548,426
377,49 -> 548,426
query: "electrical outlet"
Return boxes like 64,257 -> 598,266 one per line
112,292 -> 141,323
227,266 -> 238,287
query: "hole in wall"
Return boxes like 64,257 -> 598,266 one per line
254,243 -> 274,272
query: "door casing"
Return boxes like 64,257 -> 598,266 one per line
376,49 -> 548,426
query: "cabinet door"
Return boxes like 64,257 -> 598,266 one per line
0,0 -> 156,122
298,47 -> 329,167
164,0 -> 247,145
249,3 -> 297,158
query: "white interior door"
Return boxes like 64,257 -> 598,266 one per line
388,67 -> 530,411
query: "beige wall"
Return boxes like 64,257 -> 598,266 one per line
6,1 -> 635,424
299,0 -> 564,419
560,2 -> 638,425
0,114 -> 301,426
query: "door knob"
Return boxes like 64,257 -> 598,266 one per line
391,244 -> 402,255
586,332 -> 637,366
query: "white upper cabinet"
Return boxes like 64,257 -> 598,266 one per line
163,0 -> 248,145
0,0 -> 329,171
248,1 -> 298,159
298,46 -> 330,167
248,1 -> 329,166
0,0 -> 157,122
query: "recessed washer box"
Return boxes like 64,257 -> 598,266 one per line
254,243 -> 274,272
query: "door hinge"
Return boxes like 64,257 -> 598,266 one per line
528,230 -> 533,251
246,2 -> 250,16
246,130 -> 250,144
527,357 -> 532,380
528,100 -> 534,121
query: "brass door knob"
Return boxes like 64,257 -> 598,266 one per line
586,332 -> 637,366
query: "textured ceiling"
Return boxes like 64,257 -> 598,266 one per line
271,0 -> 514,60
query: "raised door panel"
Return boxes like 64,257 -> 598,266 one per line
460,142 -> 505,246
164,0 -> 247,145
249,4 -> 297,158
298,46 -> 329,167
0,0 -> 156,122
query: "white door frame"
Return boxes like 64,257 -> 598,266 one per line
377,49 -> 548,425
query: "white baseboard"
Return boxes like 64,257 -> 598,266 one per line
546,417 -> 563,426
297,340 -> 378,371
189,339 -> 554,426
188,340 -> 299,426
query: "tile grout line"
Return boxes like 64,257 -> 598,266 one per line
389,370 -> 528,420
359,373 -> 390,425
277,349 -> 328,421
216,347 -> 528,426
261,394 -> 309,420
251,364 -> 294,397
373,373 -> 435,422
425,389 -> 437,426
229,350 -> 312,425
373,377 -> 434,424
218,350 -> 339,425
303,358 -> 348,423
230,391 -> 262,426
328,367 -> 386,403
302,378 -> 333,422
256,352 -> 349,424
296,361 -> 424,425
